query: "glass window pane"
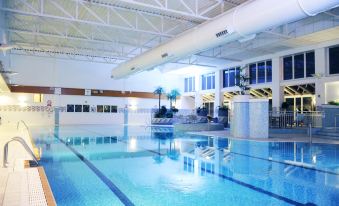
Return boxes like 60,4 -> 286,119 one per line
285,98 -> 294,111
229,68 -> 235,87
266,60 -> 272,82
202,75 -> 206,90
235,67 -> 240,86
306,52 -> 315,77
212,75 -> 215,89
249,64 -> 256,84
329,46 -> 339,74
294,54 -> 305,79
184,78 -> 188,92
258,62 -> 265,83
302,97 -> 313,112
189,77 -> 192,92
283,56 -> 293,80
192,77 -> 195,91
223,70 -> 229,88
207,75 -> 212,89
296,98 -> 301,112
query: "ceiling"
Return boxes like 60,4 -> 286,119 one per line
1,0 -> 339,68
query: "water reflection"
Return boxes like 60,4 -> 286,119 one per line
31,125 -> 339,205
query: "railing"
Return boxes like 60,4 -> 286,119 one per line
3,136 -> 39,168
16,120 -> 41,160
17,120 -> 29,131
269,111 -> 323,128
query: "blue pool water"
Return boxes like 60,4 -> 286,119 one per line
31,125 -> 339,206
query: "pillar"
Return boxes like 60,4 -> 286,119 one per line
214,70 -> 223,117
314,48 -> 327,107
271,57 -> 284,111
194,73 -> 202,108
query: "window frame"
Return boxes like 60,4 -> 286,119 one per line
282,51 -> 315,80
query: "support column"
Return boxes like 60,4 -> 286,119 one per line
214,70 -> 223,117
195,92 -> 203,108
315,48 -> 327,107
194,73 -> 202,108
271,57 -> 284,111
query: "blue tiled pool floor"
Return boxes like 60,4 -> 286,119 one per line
31,125 -> 339,206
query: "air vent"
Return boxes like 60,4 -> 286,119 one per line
161,53 -> 168,58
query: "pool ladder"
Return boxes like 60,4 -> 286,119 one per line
3,136 -> 39,168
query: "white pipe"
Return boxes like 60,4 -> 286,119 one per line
111,0 -> 339,79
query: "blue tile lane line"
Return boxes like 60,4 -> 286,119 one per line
54,135 -> 135,206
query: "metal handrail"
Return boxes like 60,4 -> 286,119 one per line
3,136 -> 39,168
17,120 -> 29,131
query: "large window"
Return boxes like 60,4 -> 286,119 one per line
223,67 -> 240,88
306,52 -> 315,77
249,60 -> 272,84
329,45 -> 339,74
283,51 -> 315,80
184,76 -> 195,92
294,54 -> 304,79
201,73 -> 215,90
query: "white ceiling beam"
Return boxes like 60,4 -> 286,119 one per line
8,28 -> 128,49
199,1 -> 222,16
179,0 -> 195,15
12,47 -> 120,64
49,0 -> 75,19
79,1 -> 106,24
81,0 -> 202,24
138,12 -> 161,33
12,42 -> 127,61
105,0 -> 210,21
1,3 -> 174,37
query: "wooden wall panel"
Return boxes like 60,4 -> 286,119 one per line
9,85 -> 162,99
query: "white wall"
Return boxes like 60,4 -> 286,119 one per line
0,54 -> 186,126
9,54 -> 184,92
326,81 -> 339,103
0,92 -> 169,126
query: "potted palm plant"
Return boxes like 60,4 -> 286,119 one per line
167,89 -> 181,113
153,86 -> 165,112
218,105 -> 229,117
196,106 -> 208,116
236,66 -> 251,95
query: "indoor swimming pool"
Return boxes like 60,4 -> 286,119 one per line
30,125 -> 339,206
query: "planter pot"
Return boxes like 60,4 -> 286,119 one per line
218,109 -> 228,117
197,110 -> 208,117
152,118 -> 173,125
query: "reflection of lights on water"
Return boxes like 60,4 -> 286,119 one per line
174,139 -> 182,152
129,137 -> 137,151
312,155 -> 317,163
194,159 -> 199,175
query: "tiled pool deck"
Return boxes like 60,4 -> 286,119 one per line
0,125 -> 56,206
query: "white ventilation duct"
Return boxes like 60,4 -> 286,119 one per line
111,0 -> 339,79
